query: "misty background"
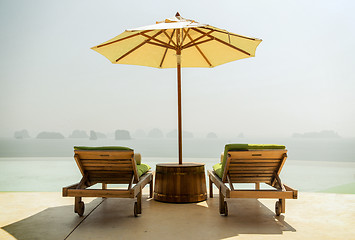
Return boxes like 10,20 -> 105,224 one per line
1,0 -> 355,193
1,0 -> 355,139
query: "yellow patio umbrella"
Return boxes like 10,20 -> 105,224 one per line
91,13 -> 262,164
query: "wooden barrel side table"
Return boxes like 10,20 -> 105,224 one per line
154,163 -> 207,203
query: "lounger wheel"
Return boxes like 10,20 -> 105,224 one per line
77,201 -> 85,217
134,202 -> 139,217
275,200 -> 281,216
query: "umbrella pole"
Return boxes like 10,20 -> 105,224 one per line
177,53 -> 182,165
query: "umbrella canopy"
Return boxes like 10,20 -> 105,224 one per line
91,13 -> 262,164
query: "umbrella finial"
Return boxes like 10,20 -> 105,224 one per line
175,12 -> 183,20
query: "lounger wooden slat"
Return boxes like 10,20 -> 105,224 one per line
230,159 -> 281,163
88,170 -> 133,174
230,174 -> 274,178
83,167 -> 134,171
232,160 -> 271,166
88,172 -> 133,176
229,170 -> 275,174
229,175 -> 273,180
89,176 -> 133,180
63,148 -> 153,217
74,151 -> 133,160
83,163 -> 133,167
229,150 -> 287,159
89,177 -> 134,182
84,166 -> 134,171
228,166 -> 277,171
229,163 -> 280,167
81,159 -> 133,164
208,146 -> 297,216
230,175 -> 273,179
81,162 -> 133,168
82,164 -> 133,169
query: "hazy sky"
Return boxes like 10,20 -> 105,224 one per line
1,0 -> 354,138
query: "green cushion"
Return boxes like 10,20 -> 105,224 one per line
219,144 -> 286,179
136,163 -> 151,177
74,146 -> 133,151
213,163 -> 223,179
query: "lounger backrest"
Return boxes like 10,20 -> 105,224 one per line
74,150 -> 139,184
224,150 -> 288,185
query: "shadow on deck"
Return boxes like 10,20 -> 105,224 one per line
2,195 -> 295,240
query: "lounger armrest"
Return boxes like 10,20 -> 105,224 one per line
63,183 -> 80,197
132,171 -> 153,197
284,184 -> 298,199
64,188 -> 135,198
207,170 -> 230,198
229,190 -> 296,199
62,180 -> 96,197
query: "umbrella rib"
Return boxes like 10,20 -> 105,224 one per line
146,41 -> 175,50
200,26 -> 260,41
159,30 -> 176,68
115,30 -> 164,63
185,31 -> 213,67
182,38 -> 214,50
192,28 -> 252,56
181,28 -> 190,45
182,29 -> 214,49
94,30 -> 152,48
140,32 -> 176,50
163,30 -> 177,48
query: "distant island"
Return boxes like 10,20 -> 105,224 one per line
37,132 -> 65,139
166,130 -> 194,138
89,131 -> 97,140
148,128 -> 164,138
237,133 -> 245,138
206,132 -> 217,139
95,131 -> 106,139
14,129 -> 30,139
89,130 -> 106,140
115,130 -> 131,140
133,129 -> 146,138
292,130 -> 341,139
69,130 -> 88,138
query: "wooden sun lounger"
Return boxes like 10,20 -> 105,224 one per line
208,149 -> 297,216
62,149 -> 153,217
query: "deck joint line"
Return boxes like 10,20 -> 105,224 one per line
64,198 -> 106,240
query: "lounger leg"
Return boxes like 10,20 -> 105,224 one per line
74,197 -> 81,213
102,183 -> 107,199
219,188 -> 225,214
149,179 -> 153,198
219,188 -> 228,216
137,188 -> 142,214
74,197 -> 84,217
280,198 -> 286,213
255,183 -> 260,190
209,177 -> 213,198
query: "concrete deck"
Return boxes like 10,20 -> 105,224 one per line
1,190 -> 354,240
